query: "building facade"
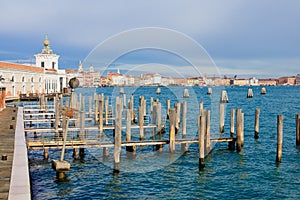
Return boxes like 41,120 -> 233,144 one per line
0,35 -> 67,97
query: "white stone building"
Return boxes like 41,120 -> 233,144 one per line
0,35 -> 67,97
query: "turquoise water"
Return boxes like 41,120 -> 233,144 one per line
28,86 -> 300,199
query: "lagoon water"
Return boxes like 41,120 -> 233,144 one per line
27,86 -> 300,199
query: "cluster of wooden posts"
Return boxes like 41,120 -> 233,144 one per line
25,86 -> 300,179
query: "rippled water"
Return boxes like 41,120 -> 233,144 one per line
28,86 -> 300,199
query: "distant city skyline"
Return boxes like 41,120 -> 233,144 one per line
0,1 -> 300,77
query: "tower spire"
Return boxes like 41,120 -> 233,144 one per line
42,34 -> 52,54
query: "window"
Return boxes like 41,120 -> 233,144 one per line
31,77 -> 34,82
22,76 -> 25,82
41,62 -> 45,68
52,62 -> 55,69
11,76 -> 14,82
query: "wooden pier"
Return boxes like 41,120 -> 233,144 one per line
22,91 -> 247,176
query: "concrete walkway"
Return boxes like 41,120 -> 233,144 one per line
0,107 -> 31,200
8,107 -> 30,199
0,107 -> 17,199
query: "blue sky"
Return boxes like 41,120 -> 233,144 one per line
0,0 -> 300,77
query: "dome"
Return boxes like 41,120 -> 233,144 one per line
44,39 -> 50,47
43,34 -> 50,47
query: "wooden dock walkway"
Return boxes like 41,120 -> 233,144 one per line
27,138 -> 235,150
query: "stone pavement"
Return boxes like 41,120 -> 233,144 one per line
0,106 -> 17,199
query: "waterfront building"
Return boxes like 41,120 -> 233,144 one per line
230,78 -> 249,86
66,63 -> 101,87
249,77 -> 259,86
295,74 -> 300,85
0,35 -> 67,97
173,78 -> 187,86
278,76 -> 296,85
258,78 -> 278,86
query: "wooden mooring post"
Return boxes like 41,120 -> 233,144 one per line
52,116 -> 70,179
166,100 -> 170,119
220,89 -> 228,103
138,106 -> 144,140
236,108 -> 244,152
169,108 -> 176,153
199,110 -> 206,170
205,110 -> 211,154
219,103 -> 225,133
261,87 -> 266,95
254,108 -> 260,139
296,114 -> 300,145
89,96 -> 92,118
183,88 -> 189,98
276,115 -> 283,163
181,101 -> 188,152
207,87 -> 212,95
94,94 -> 99,124
175,102 -> 181,133
247,88 -> 253,98
228,109 -> 235,150
99,96 -> 104,137
113,99 -> 122,172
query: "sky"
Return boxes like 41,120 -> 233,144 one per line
0,0 -> 300,78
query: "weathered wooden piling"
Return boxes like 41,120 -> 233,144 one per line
261,87 -> 266,95
205,110 -> 211,154
175,102 -> 181,133
220,89 -> 228,103
73,148 -> 79,159
55,96 -> 60,134
207,87 -> 212,95
52,116 -> 70,179
276,115 -> 283,163
89,96 -> 92,117
199,102 -> 203,114
126,109 -> 135,154
60,116 -> 69,162
169,109 -> 176,153
94,95 -> 99,124
44,148 -> 49,160
105,96 -> 109,125
296,114 -> 300,145
228,109 -> 235,150
166,99 -> 170,119
236,108 -> 244,152
254,108 -> 260,139
138,106 -> 144,140
99,97 -> 104,136
103,147 -> 109,157
152,103 -> 157,137
123,94 -> 127,108
156,87 -> 161,94
247,88 -> 253,98
219,103 -> 225,133
157,102 -> 162,133
120,87 -> 125,94
199,110 -> 206,170
114,101 -> 122,172
79,110 -> 85,139
183,88 -> 189,98
181,101 -> 188,152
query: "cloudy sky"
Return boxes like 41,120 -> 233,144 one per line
0,0 -> 299,77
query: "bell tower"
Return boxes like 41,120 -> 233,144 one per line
35,34 -> 60,70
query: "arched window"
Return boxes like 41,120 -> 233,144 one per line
39,77 -> 41,82
22,76 -> 25,82
11,75 -> 14,82
31,77 -> 34,82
